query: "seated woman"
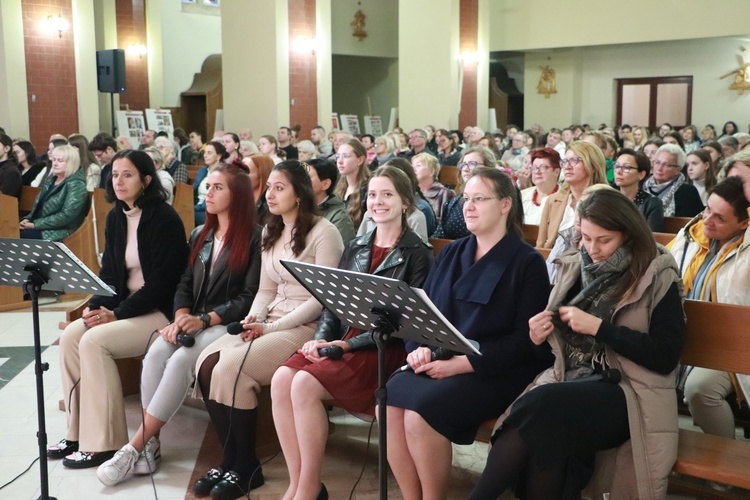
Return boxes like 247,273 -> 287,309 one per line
702,141 -> 725,177
386,167 -> 552,499
412,152 -> 455,222
537,141 -> 608,249
669,168 -> 750,443
613,148 -> 664,232
68,134 -> 102,191
644,143 -> 704,217
0,133 -> 22,198
685,149 -> 717,205
191,161 -> 344,499
306,158 -> 355,245
271,166 -> 433,500
242,153 -> 273,223
632,126 -> 649,151
435,128 -> 461,167
195,141 -> 229,225
52,149 -> 188,468
470,189 -> 686,500
143,146 -> 175,204
369,135 -> 397,170
500,132 -> 530,173
335,139 -> 371,229
520,147 -> 561,225
13,140 -> 46,186
155,136 -> 189,184
432,146 -> 497,240
96,159 -> 262,486
19,145 -> 88,241
258,135 -> 283,164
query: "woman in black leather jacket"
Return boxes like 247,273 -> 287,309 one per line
95,158 -> 262,487
271,165 -> 433,500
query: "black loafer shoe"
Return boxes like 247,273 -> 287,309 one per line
62,450 -> 116,469
47,439 -> 79,459
209,469 -> 264,499
317,483 -> 328,500
193,467 -> 224,497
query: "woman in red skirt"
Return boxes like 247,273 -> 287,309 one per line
271,165 -> 433,500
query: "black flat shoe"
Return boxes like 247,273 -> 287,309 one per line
193,468 -> 224,497
47,438 -> 78,459
62,450 -> 116,469
317,483 -> 328,500
209,469 -> 265,499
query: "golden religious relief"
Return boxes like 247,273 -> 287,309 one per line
720,53 -> 750,95
351,9 -> 367,41
537,66 -> 557,98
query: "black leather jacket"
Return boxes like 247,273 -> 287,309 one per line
313,227 -> 433,350
172,224 -> 262,324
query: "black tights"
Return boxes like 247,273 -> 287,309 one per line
197,352 -> 259,479
468,426 -> 567,500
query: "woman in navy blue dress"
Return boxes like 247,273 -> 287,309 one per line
385,167 -> 553,499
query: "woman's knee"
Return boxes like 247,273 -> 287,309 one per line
271,367 -> 296,400
289,371 -> 326,405
403,410 -> 431,436
685,369 -> 732,407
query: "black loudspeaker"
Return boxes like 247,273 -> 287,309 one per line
96,49 -> 126,93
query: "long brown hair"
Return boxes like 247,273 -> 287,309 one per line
262,160 -> 319,256
577,189 -> 657,302
189,158 -> 256,271
334,138 -> 370,227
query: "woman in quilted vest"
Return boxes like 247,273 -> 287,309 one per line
470,189 -> 686,500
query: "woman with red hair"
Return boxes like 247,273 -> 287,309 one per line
96,158 -> 263,487
520,147 -> 561,225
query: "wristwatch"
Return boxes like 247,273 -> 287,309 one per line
198,313 -> 211,329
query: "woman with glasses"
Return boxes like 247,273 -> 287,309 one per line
536,141 -> 608,249
334,139 -> 371,229
520,147 -> 561,225
369,135 -> 397,170
500,133 -> 530,173
432,146 -> 496,240
644,143 -> 704,217
386,167 -> 551,499
613,148 -> 664,231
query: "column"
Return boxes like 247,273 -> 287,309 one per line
398,0 -> 460,131
0,0 -> 30,139
72,0 -> 100,138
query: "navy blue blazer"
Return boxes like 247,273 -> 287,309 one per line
408,231 -> 553,378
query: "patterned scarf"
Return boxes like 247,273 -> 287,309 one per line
644,174 -> 686,217
558,245 -> 632,377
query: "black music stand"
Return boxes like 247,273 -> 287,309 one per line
0,239 -> 114,500
281,260 -> 479,500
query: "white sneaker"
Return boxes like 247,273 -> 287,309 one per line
96,444 -> 138,486
133,436 -> 161,475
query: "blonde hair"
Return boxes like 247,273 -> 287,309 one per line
333,139 -> 371,227
52,145 -> 81,179
412,152 -> 439,181
566,141 -> 608,187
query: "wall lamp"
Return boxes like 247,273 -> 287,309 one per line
294,36 -> 318,55
48,14 -> 70,39
127,44 -> 149,59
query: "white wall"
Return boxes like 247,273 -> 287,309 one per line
148,1 -> 222,108
490,0 -> 750,52
0,0 -> 29,139
524,37 -> 750,130
331,0 -> 397,58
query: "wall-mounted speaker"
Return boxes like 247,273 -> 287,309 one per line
96,49 -> 126,93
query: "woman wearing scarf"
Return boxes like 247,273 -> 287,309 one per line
470,189 -> 686,499
668,169 -> 750,455
643,143 -> 704,217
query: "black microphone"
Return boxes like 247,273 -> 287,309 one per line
226,322 -> 244,335
565,369 -> 621,384
318,345 -> 344,360
399,347 -> 455,371
177,332 -> 196,347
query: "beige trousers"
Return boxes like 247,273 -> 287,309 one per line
59,312 -> 168,451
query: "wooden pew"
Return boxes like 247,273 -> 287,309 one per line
92,188 -> 113,255
428,238 -> 452,257
654,232 -> 676,246
187,165 -> 201,185
0,194 -> 26,311
522,224 -> 539,246
438,165 -> 458,189
60,193 -> 98,303
669,300 -> 750,494
173,182 -> 195,240
19,186 -> 40,215
663,216 -> 691,234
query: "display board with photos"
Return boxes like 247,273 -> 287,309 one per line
116,110 -> 146,144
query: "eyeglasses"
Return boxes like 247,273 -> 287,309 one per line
334,153 -> 353,160
460,195 -> 499,205
458,161 -> 484,170
530,165 -> 552,173
512,137 -> 525,142
560,157 -> 583,167
613,164 -> 638,173
652,160 -> 681,169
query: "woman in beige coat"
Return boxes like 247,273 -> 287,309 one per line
470,189 -> 686,499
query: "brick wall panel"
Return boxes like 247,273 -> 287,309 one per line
288,0 -> 317,140
459,0 -> 478,130
116,0 -> 149,112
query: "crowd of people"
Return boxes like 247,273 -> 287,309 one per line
0,116 -> 748,499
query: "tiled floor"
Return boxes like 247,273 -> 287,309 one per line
0,300 -> 738,499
